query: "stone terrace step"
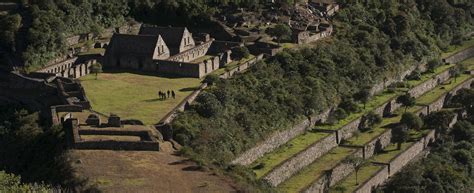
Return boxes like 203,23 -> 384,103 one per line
252,62 -> 458,186
276,74 -> 474,193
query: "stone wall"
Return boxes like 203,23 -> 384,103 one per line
293,27 -> 333,45
444,46 -> 474,64
159,83 -> 208,125
167,40 -> 213,63
231,107 -> 332,165
220,54 -> 264,79
408,69 -> 451,98
362,129 -> 392,159
262,132 -> 338,186
36,57 -> 95,79
302,149 -> 364,193
354,166 -> 389,193
74,140 -> 160,151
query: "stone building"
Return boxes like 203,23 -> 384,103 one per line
103,26 -> 226,78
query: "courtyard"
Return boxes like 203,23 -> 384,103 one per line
79,71 -> 202,125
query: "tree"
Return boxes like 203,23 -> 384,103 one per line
333,108 -> 348,121
396,93 -> 416,112
400,112 -> 423,130
90,63 -> 103,80
343,156 -> 365,185
451,88 -> 474,114
424,111 -> 456,135
194,92 -> 222,118
451,121 -> 474,142
449,67 -> 461,82
203,74 -> 220,86
268,24 -> 292,44
392,124 -> 409,150
231,46 -> 250,60
354,89 -> 371,109
360,112 -> 382,131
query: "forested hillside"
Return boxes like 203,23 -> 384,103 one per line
171,0 -> 473,183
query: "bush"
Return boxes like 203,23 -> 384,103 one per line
400,112 -> 423,130
194,92 -> 222,118
333,108 -> 348,121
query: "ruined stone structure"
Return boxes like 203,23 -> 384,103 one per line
64,118 -> 160,151
292,24 -> 333,44
103,25 -> 227,78
36,57 -> 96,79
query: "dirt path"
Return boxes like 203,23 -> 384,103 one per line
71,148 -> 237,193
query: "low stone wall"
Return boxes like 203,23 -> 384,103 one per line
262,132 -> 338,186
220,54 -> 264,79
362,129 -> 392,159
302,149 -> 364,193
354,166 -> 389,193
159,83 -> 208,125
74,141 -> 160,151
408,69 -> 451,98
444,46 -> 474,64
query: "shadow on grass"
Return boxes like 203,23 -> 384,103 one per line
179,87 -> 200,92
102,68 -> 198,79
143,98 -> 163,102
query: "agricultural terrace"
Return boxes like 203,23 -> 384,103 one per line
330,73 -> 474,192
251,62 -> 456,178
79,71 -> 202,125
278,71 -> 473,193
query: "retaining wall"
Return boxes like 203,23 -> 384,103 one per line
444,46 -> 474,64
302,149 -> 364,193
231,107 -> 332,165
262,132 -> 338,186
362,129 -> 392,159
354,166 -> 389,193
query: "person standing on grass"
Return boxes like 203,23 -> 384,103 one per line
167,90 -> 170,98
172,90 -> 176,99
158,91 -> 162,100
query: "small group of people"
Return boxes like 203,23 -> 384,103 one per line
159,90 -> 176,100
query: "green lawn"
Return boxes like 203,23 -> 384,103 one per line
277,147 -> 358,193
79,71 -> 202,125
252,131 -> 330,178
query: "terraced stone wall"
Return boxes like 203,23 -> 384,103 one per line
354,166 -> 389,193
262,133 -> 338,186
231,107 -> 333,165
302,149 -> 364,193
444,46 -> 474,64
363,129 -> 392,159
409,69 -> 451,98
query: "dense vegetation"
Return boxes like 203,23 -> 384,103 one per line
0,104 -> 92,191
0,0 -> 299,70
0,0 -> 129,70
172,0 -> 473,167
381,88 -> 474,192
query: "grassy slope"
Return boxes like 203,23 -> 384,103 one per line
79,72 -> 201,125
